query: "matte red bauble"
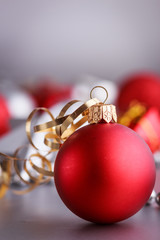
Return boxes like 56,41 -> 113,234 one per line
54,123 -> 155,224
117,73 -> 160,112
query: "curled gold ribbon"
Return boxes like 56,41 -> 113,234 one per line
0,160 -> 11,198
26,107 -> 55,150
33,98 -> 100,149
0,96 -> 101,198
0,145 -> 53,196
29,153 -> 54,177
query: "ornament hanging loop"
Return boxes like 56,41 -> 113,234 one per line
90,86 -> 108,104
89,86 -> 117,124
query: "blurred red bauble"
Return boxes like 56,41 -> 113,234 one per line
0,95 -> 10,137
133,108 -> 160,152
54,123 -> 155,223
118,102 -> 160,152
117,73 -> 160,112
31,78 -> 72,108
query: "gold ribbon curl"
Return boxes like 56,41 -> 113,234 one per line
33,98 -> 100,149
0,97 -> 101,198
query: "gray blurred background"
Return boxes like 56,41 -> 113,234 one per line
0,0 -> 160,83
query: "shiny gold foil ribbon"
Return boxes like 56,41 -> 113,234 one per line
32,98 -> 100,147
0,97 -> 101,197
0,147 -> 52,196
118,101 -> 146,126
0,159 -> 11,198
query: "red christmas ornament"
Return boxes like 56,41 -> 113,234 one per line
117,72 -> 160,112
54,98 -> 156,223
133,108 -> 160,152
118,103 -> 160,152
0,95 -> 10,137
30,78 -> 72,108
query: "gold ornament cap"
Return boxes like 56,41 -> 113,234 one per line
88,86 -> 117,124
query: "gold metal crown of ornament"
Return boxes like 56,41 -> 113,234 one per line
86,86 -> 117,124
